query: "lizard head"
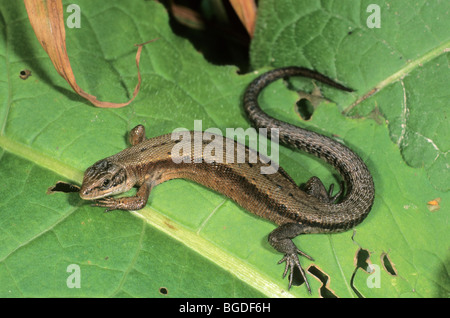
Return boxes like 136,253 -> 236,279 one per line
79,159 -> 132,200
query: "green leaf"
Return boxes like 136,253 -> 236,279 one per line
251,0 -> 450,192
0,0 -> 448,298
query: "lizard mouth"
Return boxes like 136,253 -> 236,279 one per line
79,186 -> 108,200
79,187 -> 96,200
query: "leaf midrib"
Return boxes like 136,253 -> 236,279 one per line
345,40 -> 450,114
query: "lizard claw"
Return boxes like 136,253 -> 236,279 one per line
278,249 -> 314,293
91,197 -> 118,212
328,181 -> 345,203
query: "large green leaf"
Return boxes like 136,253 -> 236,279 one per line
0,0 -> 448,298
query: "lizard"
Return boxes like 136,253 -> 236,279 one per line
79,67 -> 375,293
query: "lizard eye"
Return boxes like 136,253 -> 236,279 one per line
101,179 -> 112,189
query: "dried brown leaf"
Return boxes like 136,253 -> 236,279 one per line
229,0 -> 257,37
23,0 -> 153,108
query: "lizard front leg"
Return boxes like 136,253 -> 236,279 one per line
92,179 -> 153,212
129,124 -> 147,145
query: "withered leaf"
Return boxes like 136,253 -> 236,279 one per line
24,0 -> 155,108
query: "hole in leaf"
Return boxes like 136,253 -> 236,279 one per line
355,248 -> 371,271
19,69 -> 32,80
46,181 -> 80,194
297,98 -> 314,120
159,287 -> 168,295
350,248 -> 372,298
381,252 -> 398,276
307,265 -> 338,298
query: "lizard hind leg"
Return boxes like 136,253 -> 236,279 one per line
129,124 -> 147,145
268,223 -> 314,293
304,176 -> 344,203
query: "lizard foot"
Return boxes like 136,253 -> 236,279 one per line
278,249 -> 314,293
304,176 -> 344,203
91,197 -> 119,212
